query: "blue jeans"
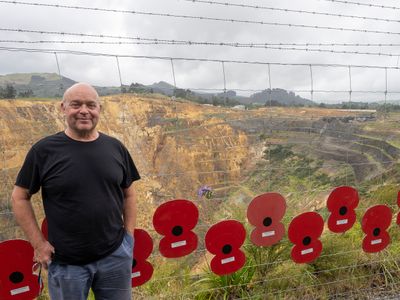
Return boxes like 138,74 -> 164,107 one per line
48,232 -> 134,300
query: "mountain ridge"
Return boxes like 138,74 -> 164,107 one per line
0,72 -> 314,106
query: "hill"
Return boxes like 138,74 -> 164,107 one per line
0,73 -> 120,98
0,73 -> 314,106
250,88 -> 315,106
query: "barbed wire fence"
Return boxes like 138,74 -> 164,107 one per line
0,49 -> 399,298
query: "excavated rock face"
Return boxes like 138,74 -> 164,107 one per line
0,95 -> 251,236
0,95 -> 391,239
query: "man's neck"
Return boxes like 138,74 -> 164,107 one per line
64,128 -> 99,142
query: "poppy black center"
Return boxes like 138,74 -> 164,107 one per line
302,236 -> 311,246
132,259 -> 137,269
373,228 -> 380,237
9,272 -> 24,284
172,226 -> 183,236
222,244 -> 232,254
263,217 -> 272,227
339,206 -> 348,216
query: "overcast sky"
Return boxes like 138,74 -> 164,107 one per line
1,0 -> 400,103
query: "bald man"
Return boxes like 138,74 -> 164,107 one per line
12,83 -> 140,300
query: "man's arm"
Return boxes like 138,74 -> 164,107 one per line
11,185 -> 54,269
123,184 -> 137,236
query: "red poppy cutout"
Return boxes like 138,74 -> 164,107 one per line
247,192 -> 286,246
131,229 -> 154,287
396,191 -> 400,226
327,186 -> 359,233
361,205 -> 392,253
205,220 -> 246,275
41,218 -> 48,240
153,199 -> 199,258
0,239 -> 41,300
288,212 -> 324,263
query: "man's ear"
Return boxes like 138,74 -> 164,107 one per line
60,101 -> 66,113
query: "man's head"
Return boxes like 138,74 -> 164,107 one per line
61,83 -> 101,138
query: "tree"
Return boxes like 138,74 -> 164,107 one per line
212,96 -> 219,106
174,88 -> 194,99
173,88 -> 187,98
128,83 -> 147,94
18,89 -> 34,98
0,87 -> 5,99
4,84 -> 16,99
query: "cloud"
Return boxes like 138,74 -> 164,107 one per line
0,0 -> 400,102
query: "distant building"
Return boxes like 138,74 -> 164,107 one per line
232,105 -> 246,110
338,109 -> 377,113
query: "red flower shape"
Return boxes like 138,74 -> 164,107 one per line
41,218 -> 48,240
0,239 -> 41,300
205,220 -> 246,276
288,212 -> 324,263
396,191 -> 400,226
361,205 -> 392,253
327,186 -> 359,233
247,192 -> 286,246
153,199 -> 199,258
131,229 -> 154,287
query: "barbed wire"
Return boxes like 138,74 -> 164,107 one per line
181,270 -> 389,297
3,33 -> 400,47
329,285 -> 400,300
2,1 -> 400,36
317,0 -> 400,10
1,45 -> 400,70
150,252 -> 395,283
2,146 -> 397,180
148,158 -> 397,178
3,137 -> 398,178
130,86 -> 400,93
1,36 -> 400,297
183,0 -> 400,24
234,272 -> 392,299
2,39 -> 400,57
2,200 -> 397,288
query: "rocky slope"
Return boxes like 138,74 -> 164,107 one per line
0,95 -> 396,241
0,94 -> 252,239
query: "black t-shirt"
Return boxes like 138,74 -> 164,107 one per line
15,131 -> 140,265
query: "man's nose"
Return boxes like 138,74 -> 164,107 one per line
79,104 -> 89,113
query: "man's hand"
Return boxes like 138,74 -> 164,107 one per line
34,240 -> 55,270
12,186 -> 55,269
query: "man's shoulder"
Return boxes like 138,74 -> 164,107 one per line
32,132 -> 65,150
99,132 -> 125,147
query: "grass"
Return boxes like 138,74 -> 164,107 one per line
365,184 -> 398,207
193,258 -> 256,300
135,256 -> 195,298
168,141 -> 400,299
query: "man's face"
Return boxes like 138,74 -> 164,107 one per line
61,86 -> 101,134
